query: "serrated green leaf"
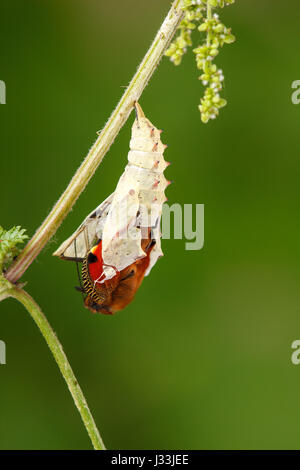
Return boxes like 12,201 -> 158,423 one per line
0,225 -> 28,271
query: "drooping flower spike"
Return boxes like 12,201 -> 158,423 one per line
165,0 -> 235,123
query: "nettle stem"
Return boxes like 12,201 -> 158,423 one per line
6,0 -> 184,284
5,284 -> 106,450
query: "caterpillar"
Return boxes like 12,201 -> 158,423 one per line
53,102 -> 170,314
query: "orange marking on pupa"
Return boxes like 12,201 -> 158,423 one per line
83,229 -> 156,315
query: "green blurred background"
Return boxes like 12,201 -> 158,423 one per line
1,0 -> 300,450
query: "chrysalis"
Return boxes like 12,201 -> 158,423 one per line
53,102 -> 170,314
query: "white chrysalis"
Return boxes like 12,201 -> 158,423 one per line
53,102 -> 170,282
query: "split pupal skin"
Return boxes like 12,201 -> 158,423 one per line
100,102 -> 170,281
52,192 -> 115,260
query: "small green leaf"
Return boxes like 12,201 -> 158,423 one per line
0,225 -> 28,271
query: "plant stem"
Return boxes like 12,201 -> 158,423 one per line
207,1 -> 212,45
207,1 -> 212,20
3,282 -> 106,450
5,0 -> 184,284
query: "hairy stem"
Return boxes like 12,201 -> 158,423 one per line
207,2 -> 212,45
2,282 -> 105,450
5,0 -> 184,284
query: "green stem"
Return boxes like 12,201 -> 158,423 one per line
207,1 -> 212,20
5,0 -> 184,284
2,282 -> 105,450
207,1 -> 212,45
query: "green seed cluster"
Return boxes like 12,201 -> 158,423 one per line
195,11 -> 235,122
165,0 -> 235,123
165,2 -> 203,66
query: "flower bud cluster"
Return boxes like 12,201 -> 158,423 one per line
165,0 -> 235,122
